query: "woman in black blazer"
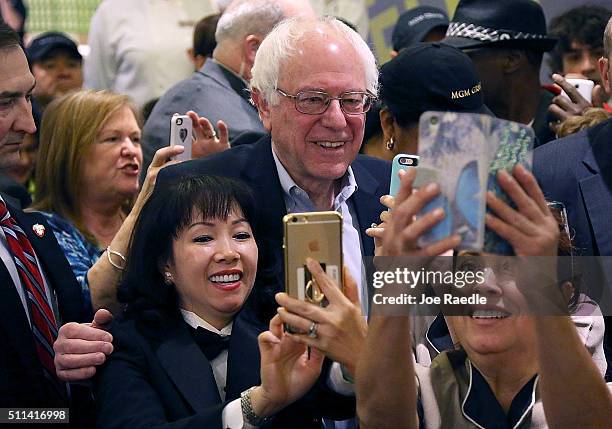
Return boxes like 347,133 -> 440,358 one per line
95,175 -> 354,428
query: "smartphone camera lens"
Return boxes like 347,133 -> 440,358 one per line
292,217 -> 298,222
176,118 -> 183,126
400,157 -> 414,166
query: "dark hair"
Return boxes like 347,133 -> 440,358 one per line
118,175 -> 256,324
193,13 -> 221,58
0,21 -> 21,51
548,5 -> 611,73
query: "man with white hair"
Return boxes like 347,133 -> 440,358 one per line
141,0 -> 315,174
158,15 -> 387,317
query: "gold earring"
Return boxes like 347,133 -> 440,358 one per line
385,137 -> 395,151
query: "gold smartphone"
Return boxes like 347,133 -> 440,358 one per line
283,211 -> 343,305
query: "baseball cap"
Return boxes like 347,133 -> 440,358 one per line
392,6 -> 449,51
26,32 -> 82,63
379,42 -> 490,123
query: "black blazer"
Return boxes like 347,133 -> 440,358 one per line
156,135 -> 390,320
95,312 -> 354,429
534,118 -> 612,257
0,195 -> 93,428
534,118 -> 612,379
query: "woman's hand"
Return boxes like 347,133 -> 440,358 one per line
275,259 -> 366,376
251,315 -> 324,417
365,194 -> 394,256
187,111 -> 230,159
485,165 -> 559,257
135,145 -> 183,209
486,165 -> 563,313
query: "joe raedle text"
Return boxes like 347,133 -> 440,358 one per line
372,293 -> 487,306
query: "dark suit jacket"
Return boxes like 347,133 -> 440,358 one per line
95,312 -> 354,429
534,118 -> 612,257
141,60 -> 266,175
0,195 -> 90,426
156,135 -> 390,320
534,118 -> 612,379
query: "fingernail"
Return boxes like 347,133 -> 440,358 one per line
426,183 -> 438,193
432,208 -> 444,218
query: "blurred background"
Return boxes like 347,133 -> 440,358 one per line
22,0 -> 612,75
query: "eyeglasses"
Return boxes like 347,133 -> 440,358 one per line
276,88 -> 375,115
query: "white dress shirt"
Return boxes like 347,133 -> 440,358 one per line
84,0 -> 218,108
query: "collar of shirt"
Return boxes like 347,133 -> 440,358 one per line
211,58 -> 249,88
271,143 -> 358,213
180,309 -> 233,336
460,354 -> 538,429
425,313 -> 454,355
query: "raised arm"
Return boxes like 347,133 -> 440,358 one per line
87,145 -> 182,312
356,168 -> 458,429
486,165 -> 612,428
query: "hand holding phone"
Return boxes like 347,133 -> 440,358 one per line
561,78 -> 594,104
169,114 -> 193,162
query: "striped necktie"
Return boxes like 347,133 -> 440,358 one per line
0,199 -> 62,394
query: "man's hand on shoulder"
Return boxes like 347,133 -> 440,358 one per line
54,309 -> 114,382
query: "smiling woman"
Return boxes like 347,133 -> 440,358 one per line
94,175 -> 355,428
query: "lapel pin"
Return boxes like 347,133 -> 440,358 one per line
32,223 -> 46,238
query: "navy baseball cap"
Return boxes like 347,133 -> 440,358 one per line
380,43 -> 490,122
26,32 -> 82,63
391,6 -> 449,52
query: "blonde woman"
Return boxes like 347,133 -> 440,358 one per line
33,90 -> 225,314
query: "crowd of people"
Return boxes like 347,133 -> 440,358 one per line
1,0 -> 612,428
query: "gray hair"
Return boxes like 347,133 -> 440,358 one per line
605,16 -> 612,58
250,16 -> 379,104
215,0 -> 285,45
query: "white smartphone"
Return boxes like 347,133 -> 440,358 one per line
561,78 -> 594,103
169,114 -> 193,162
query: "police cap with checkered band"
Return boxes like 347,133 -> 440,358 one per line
442,0 -> 557,52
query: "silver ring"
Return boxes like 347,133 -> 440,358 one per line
209,130 -> 217,139
370,222 -> 378,228
307,322 -> 318,339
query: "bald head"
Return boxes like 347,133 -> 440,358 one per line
216,0 -> 314,46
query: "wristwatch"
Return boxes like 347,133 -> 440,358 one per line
241,386 -> 270,426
